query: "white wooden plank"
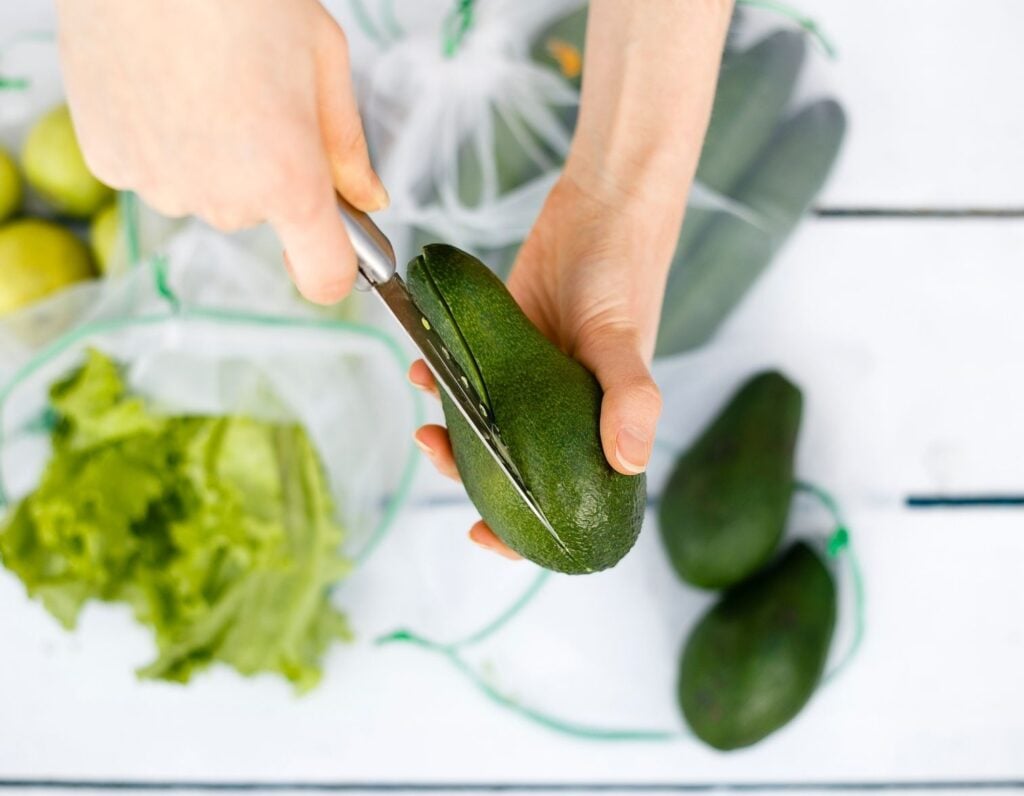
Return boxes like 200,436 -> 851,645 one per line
665,217 -> 1024,500
2,220 -> 1024,783
1,502 -> 1022,782
798,0 -> 1024,207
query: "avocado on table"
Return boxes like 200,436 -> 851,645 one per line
659,371 -> 803,589
407,244 -> 645,574
678,541 -> 837,750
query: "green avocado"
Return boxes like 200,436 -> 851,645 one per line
407,244 -> 645,574
678,541 -> 837,751
659,371 -> 802,589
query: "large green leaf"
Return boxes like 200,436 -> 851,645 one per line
656,100 -> 846,356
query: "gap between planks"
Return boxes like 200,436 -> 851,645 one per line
814,207 -> 1024,219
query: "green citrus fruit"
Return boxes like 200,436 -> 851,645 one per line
0,219 -> 96,315
90,200 -> 121,274
0,148 -> 23,222
22,105 -> 113,218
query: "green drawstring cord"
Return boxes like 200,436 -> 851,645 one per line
377,568 -> 683,742
379,0 -> 405,40
442,0 -> 476,58
739,0 -> 837,57
380,626 -> 681,741
348,0 -> 388,47
378,480 -> 863,742
795,480 -> 867,683
119,191 -> 143,268
0,30 -> 57,90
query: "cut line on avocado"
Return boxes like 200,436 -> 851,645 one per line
414,252 -> 494,414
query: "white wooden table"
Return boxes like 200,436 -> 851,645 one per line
2,0 -> 1023,792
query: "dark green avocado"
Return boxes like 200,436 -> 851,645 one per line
659,371 -> 802,589
678,541 -> 837,750
407,244 -> 645,574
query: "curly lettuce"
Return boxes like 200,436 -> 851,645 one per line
0,349 -> 351,692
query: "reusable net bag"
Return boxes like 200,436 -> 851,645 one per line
0,222 -> 422,562
329,0 -> 844,352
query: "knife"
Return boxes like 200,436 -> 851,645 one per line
336,196 -> 568,554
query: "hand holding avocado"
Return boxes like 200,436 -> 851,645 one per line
405,1 -> 730,561
409,175 -> 676,565
407,241 -> 647,573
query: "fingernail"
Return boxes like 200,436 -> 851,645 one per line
615,426 -> 650,475
414,436 -> 434,457
372,181 -> 390,211
407,374 -> 431,393
495,546 -> 523,561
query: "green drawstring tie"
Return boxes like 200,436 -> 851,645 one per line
379,479 -> 864,742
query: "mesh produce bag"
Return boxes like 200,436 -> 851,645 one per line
0,222 -> 422,561
327,0 -> 845,350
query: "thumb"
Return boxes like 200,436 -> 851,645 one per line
315,25 -> 389,212
574,326 -> 662,476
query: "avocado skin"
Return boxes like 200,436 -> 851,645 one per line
678,542 -> 836,751
659,371 -> 802,589
407,244 -> 645,574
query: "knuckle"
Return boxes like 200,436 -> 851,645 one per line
286,193 -> 325,228
318,17 -> 351,61
610,374 -> 661,410
632,379 -> 663,412
205,215 -> 239,233
271,166 -> 326,225
146,192 -> 188,219
337,124 -> 367,157
203,206 -> 252,233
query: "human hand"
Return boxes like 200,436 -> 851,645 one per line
54,0 -> 385,303
410,170 -> 686,559
410,0 -> 728,559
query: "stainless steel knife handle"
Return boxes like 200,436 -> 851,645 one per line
337,194 -> 396,286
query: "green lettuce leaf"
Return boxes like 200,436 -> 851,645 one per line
0,349 -> 351,692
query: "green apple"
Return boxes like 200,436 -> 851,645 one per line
0,219 -> 96,315
22,105 -> 113,218
0,147 -> 22,222
90,200 -> 121,274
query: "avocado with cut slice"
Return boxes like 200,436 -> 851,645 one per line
407,244 -> 645,574
678,541 -> 837,750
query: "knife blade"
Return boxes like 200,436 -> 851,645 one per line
336,196 -> 569,556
